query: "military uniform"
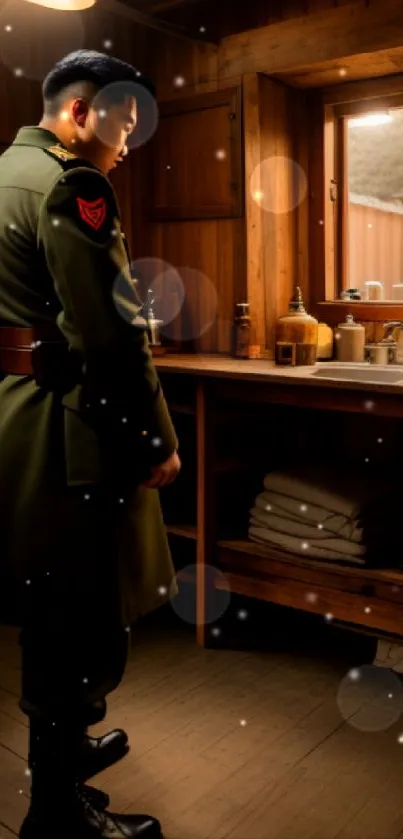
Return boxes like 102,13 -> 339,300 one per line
0,125 -> 179,724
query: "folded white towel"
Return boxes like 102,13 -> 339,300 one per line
248,524 -> 366,564
249,515 -> 366,557
249,505 -> 363,544
263,465 -> 385,520
254,493 -> 363,542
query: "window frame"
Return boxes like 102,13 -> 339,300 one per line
312,74 -> 403,324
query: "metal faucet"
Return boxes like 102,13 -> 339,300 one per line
378,322 -> 403,364
381,321 -> 403,343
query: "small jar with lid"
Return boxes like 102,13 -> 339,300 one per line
334,313 -> 365,362
275,287 -> 318,366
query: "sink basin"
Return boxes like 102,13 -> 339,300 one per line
312,363 -> 403,385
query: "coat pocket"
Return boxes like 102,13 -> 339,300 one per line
62,389 -> 103,486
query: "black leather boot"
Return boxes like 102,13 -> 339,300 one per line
21,791 -> 163,838
84,700 -> 107,727
21,718 -> 163,839
28,718 -> 110,811
78,729 -> 130,782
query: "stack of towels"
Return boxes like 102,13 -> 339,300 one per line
249,465 -> 395,566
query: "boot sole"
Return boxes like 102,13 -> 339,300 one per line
20,821 -> 164,839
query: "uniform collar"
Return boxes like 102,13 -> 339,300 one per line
13,126 -> 63,149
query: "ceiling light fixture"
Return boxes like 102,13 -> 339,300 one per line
22,0 -> 95,9
349,112 -> 393,128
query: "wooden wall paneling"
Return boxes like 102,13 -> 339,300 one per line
109,146 -> 150,257
218,0 -> 403,80
146,29 -> 219,102
243,74 -> 299,356
150,88 -> 243,220
306,0 -> 335,11
190,219 -> 218,353
260,76 -> 296,350
146,217 -> 245,353
84,4 -> 150,68
280,0 -> 311,19
218,217 -> 246,351
138,28 -> 246,354
154,0 -> 364,40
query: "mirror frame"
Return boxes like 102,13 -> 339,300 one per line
310,73 -> 403,325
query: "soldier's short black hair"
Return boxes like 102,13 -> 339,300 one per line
42,49 -> 155,115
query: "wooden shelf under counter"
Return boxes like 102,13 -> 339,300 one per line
166,523 -> 198,540
157,358 -> 403,647
217,539 -> 403,637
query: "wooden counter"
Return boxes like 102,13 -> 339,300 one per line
154,354 -> 403,647
155,353 -> 403,391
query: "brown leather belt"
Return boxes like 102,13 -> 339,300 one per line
0,325 -> 67,379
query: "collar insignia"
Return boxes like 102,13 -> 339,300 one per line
47,145 -> 78,162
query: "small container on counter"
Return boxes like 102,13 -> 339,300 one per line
334,313 -> 365,362
363,281 -> 384,301
232,303 -> 252,359
364,344 -> 391,365
340,288 -> 361,301
317,322 -> 334,359
275,287 -> 318,366
392,284 -> 403,301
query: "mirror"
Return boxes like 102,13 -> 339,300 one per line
343,106 -> 403,301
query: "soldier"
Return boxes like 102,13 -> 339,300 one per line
0,50 -> 181,838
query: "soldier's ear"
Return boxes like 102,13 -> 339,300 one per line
71,99 -> 89,128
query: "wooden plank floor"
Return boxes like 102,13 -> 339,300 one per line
1,604 -> 403,839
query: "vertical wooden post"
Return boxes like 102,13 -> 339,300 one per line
244,73 -> 300,357
243,73 -> 267,356
338,116 -> 350,293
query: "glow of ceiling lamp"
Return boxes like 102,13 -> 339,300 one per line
349,112 -> 393,128
22,0 -> 95,9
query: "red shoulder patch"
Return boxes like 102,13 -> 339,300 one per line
77,197 -> 107,230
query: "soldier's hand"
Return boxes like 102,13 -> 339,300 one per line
142,451 -> 181,489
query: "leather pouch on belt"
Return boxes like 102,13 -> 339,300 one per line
62,386 -> 103,486
32,342 -> 78,390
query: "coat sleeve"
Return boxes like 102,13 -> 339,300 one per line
37,165 -> 178,465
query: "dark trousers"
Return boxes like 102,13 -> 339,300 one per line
19,579 -> 128,723
16,569 -> 129,820
17,486 -> 129,724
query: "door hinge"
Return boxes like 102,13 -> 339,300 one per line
330,179 -> 338,202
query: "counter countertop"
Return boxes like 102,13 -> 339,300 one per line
154,354 -> 403,396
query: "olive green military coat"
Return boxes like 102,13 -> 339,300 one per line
0,126 -> 178,629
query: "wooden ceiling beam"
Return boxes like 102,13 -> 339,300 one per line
100,0 -> 218,44
219,0 -> 403,79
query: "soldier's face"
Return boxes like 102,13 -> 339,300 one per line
74,95 -> 137,174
